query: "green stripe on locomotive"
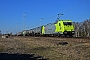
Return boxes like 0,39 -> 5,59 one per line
42,26 -> 45,34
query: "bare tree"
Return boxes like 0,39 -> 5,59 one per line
74,19 -> 90,37
0,30 -> 1,35
74,22 -> 80,37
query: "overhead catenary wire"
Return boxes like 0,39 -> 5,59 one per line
23,12 -> 28,30
29,0 -> 44,14
44,0 -> 86,21
24,0 -> 44,28
27,0 -> 89,28
63,0 -> 85,13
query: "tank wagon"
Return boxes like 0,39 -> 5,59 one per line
29,26 -> 42,36
29,20 -> 75,37
17,32 -> 23,36
22,30 -> 30,36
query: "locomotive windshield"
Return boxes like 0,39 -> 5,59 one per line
63,22 -> 72,25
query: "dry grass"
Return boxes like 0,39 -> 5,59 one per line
0,36 -> 90,60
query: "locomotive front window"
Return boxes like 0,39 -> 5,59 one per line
63,22 -> 72,25
59,23 -> 61,26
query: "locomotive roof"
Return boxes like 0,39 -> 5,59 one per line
54,20 -> 72,23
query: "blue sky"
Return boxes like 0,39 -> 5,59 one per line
0,0 -> 90,34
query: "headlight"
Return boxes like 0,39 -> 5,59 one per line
72,31 -> 74,33
64,32 -> 67,34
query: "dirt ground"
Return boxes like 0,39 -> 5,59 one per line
0,36 -> 90,60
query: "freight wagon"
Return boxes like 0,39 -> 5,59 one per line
22,30 -> 29,36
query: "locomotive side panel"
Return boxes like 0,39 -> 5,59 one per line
44,23 -> 56,34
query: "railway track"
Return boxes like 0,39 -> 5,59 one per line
13,36 -> 90,44
14,35 -> 90,39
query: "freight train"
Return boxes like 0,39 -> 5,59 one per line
21,20 -> 75,37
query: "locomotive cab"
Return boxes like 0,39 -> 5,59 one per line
63,21 -> 75,36
55,20 -> 75,36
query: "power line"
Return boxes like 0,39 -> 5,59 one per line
23,12 -> 28,30
29,0 -> 44,13
44,0 -> 85,20
63,1 -> 84,13
40,18 -> 44,26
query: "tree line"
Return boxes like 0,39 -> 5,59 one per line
0,19 -> 90,37
74,19 -> 90,37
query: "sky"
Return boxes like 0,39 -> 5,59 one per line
0,0 -> 90,34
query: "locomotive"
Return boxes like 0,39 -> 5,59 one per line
22,20 -> 75,37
